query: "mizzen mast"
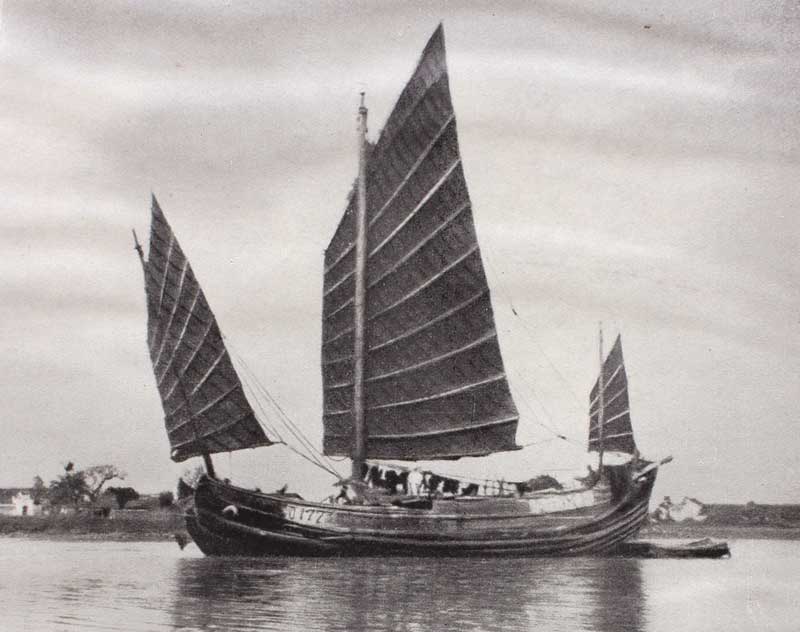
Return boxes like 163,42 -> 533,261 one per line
351,92 -> 369,480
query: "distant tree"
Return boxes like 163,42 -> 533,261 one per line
49,464 -> 89,510
31,475 -> 47,504
181,465 -> 205,489
83,465 -> 126,504
158,491 -> 174,508
48,462 -> 126,510
106,486 -> 140,509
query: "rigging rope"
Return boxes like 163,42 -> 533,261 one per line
226,341 -> 342,479
482,244 -> 587,449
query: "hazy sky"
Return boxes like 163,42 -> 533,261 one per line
1,1 -> 797,503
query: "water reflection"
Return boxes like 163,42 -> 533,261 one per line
170,557 -> 292,631
170,555 -> 644,632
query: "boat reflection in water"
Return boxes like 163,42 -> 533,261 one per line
171,555 -> 644,632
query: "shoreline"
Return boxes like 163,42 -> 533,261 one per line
2,513 -> 799,542
638,523 -> 800,541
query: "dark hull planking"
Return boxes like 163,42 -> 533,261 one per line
185,464 -> 657,557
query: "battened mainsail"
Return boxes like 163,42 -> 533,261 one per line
141,197 -> 273,462
321,25 -> 519,460
588,335 -> 637,454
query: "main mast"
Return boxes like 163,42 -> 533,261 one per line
351,93 -> 369,480
597,322 -> 605,471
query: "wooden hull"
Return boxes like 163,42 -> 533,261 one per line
186,464 -> 657,557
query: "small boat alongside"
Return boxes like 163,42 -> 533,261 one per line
610,538 -> 731,559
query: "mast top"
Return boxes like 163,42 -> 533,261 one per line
132,228 -> 145,270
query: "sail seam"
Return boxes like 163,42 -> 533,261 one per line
367,114 -> 457,229
155,233 -> 175,317
369,288 -> 487,353
588,386 -> 627,416
367,199 -> 470,290
324,331 -> 498,390
322,198 -> 355,275
325,295 -> 354,321
321,323 -> 352,347
160,317 -> 214,394
166,384 -> 241,435
589,363 -> 624,405
321,157 -> 462,306
190,348 -> 227,395
170,411 -> 257,451
325,372 -> 507,414
322,179 -> 466,303
367,160 -> 462,261
155,286 -> 202,386
589,430 -> 633,443
322,113 -> 456,279
366,64 -> 449,186
370,244 -> 480,322
604,363 -> 624,390
151,260 -> 189,369
327,415 -> 518,440
320,289 -> 486,364
321,243 -> 479,345
589,408 -> 630,432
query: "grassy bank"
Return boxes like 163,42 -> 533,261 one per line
3,510 -> 800,543
0,509 -> 186,541
638,522 -> 800,540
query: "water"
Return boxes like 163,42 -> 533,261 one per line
0,538 -> 796,631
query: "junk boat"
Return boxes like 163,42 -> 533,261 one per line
134,25 -> 669,557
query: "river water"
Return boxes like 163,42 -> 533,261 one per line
0,538 -> 796,631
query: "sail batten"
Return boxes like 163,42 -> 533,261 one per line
368,245 -> 480,321
369,114 -> 457,230
368,198 -> 469,288
327,415 -> 519,440
322,25 -> 519,461
588,334 -> 637,455
151,261 -> 189,368
325,327 -> 497,389
142,197 -> 273,462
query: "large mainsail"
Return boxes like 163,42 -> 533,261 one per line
321,25 -> 519,460
141,197 -> 273,462
588,335 -> 637,454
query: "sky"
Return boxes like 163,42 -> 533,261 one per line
1,1 -> 797,504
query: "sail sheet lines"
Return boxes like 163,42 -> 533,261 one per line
142,197 -> 273,462
321,25 -> 519,460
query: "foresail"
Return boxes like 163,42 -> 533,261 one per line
321,25 -> 519,460
588,335 -> 637,454
143,197 -> 273,462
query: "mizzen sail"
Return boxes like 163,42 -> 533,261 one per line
321,25 -> 519,460
588,334 -> 637,454
142,197 -> 272,462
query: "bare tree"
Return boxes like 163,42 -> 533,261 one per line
83,465 -> 126,504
